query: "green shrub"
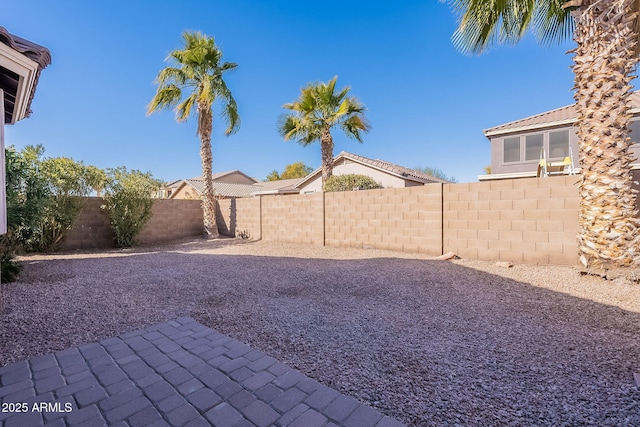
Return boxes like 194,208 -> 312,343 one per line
0,252 -> 22,283
324,174 -> 380,192
102,167 -> 161,248
30,156 -> 99,251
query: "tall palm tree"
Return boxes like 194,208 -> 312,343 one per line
147,31 -> 239,238
449,0 -> 640,273
279,76 -> 370,191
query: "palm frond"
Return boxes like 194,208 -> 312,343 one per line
341,115 -> 370,143
146,85 -> 182,115
278,76 -> 369,148
175,92 -> 198,122
148,30 -> 240,135
449,0 -> 571,54
533,0 -> 574,46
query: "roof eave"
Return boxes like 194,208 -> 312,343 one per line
484,107 -> 640,138
0,27 -> 51,124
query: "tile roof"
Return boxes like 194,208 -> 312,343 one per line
189,170 -> 259,183
484,91 -> 640,137
0,26 -> 51,123
295,151 -> 450,187
180,179 -> 257,198
252,178 -> 303,194
0,27 -> 51,68
336,151 -> 449,184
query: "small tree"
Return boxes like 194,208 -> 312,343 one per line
414,166 -> 457,183
32,156 -> 98,251
1,146 -> 50,281
266,162 -> 313,181
102,168 -> 161,248
324,174 -> 380,192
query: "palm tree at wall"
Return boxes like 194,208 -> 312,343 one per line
449,0 -> 640,273
279,76 -> 370,191
148,31 -> 240,238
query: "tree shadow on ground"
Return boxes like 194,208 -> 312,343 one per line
1,249 -> 639,426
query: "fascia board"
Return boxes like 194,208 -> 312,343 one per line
0,43 -> 38,124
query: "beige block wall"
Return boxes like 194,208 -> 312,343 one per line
261,194 -> 324,245
58,198 -> 204,250
218,197 -> 262,239
324,185 -> 443,254
57,197 -> 114,250
137,199 -> 204,245
443,175 -> 579,265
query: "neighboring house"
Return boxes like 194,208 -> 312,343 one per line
164,174 -> 303,199
251,178 -> 302,196
295,151 -> 449,194
0,27 -> 51,235
480,92 -> 640,180
162,170 -> 259,199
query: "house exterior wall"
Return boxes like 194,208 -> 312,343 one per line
490,124 -> 580,175
298,160 -> 415,193
490,119 -> 640,176
216,171 -> 257,185
171,184 -> 199,200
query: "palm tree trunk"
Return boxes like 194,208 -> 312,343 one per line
572,0 -> 640,272
320,127 -> 334,191
198,104 -> 219,239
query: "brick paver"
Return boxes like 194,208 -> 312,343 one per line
0,317 -> 405,426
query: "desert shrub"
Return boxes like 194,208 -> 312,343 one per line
0,146 -> 104,281
0,146 -> 50,281
28,156 -> 99,252
0,252 -> 22,283
102,167 -> 161,247
324,174 -> 380,192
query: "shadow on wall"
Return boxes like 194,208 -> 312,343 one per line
217,198 -> 237,237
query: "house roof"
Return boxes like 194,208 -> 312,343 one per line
0,27 -> 51,124
484,91 -> 640,137
170,179 -> 257,198
295,151 -> 449,188
251,178 -> 302,195
189,170 -> 259,184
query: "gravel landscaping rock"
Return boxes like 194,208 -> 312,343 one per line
1,238 -> 639,426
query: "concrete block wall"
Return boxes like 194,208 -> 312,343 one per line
51,176 -> 592,266
261,194 -> 324,245
218,197 -> 261,239
324,185 -> 443,255
57,198 -> 114,250
137,199 -> 203,245
443,175 -> 579,265
58,198 -> 204,250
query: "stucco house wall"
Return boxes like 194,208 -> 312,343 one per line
485,93 -> 640,178
171,184 -> 198,200
299,160 -> 414,193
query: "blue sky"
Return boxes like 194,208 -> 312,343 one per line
4,0 -> 576,184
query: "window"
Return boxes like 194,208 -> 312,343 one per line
548,130 -> 569,158
525,134 -> 543,161
629,120 -> 640,144
503,137 -> 520,163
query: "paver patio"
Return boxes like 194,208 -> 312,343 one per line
0,317 -> 404,427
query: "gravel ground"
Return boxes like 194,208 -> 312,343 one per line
1,238 -> 639,426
